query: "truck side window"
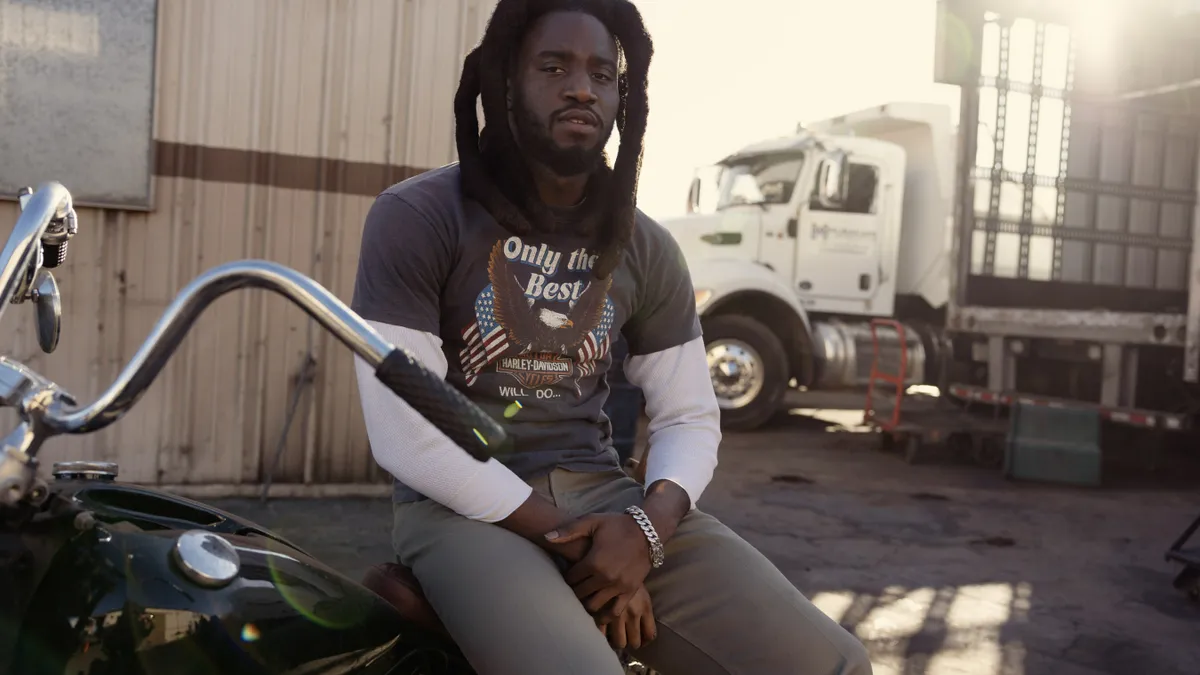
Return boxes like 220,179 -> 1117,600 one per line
811,162 -> 879,214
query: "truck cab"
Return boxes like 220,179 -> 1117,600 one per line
662,103 -> 956,430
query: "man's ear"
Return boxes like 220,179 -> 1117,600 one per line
506,78 -> 514,109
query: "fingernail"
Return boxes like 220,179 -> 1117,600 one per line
544,530 -> 558,540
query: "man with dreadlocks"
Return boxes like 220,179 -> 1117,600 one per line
351,1 -> 874,673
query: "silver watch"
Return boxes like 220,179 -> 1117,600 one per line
624,505 -> 665,569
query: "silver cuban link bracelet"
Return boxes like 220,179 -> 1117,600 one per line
624,505 -> 665,569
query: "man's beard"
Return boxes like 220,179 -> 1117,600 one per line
512,95 -> 614,177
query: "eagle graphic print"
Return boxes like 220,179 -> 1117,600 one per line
458,236 -> 616,398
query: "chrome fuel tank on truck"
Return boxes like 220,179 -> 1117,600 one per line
810,318 -> 933,390
1,461 -> 472,675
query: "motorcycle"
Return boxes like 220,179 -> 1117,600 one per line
0,182 -> 657,675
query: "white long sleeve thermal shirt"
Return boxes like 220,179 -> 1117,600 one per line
355,320 -> 721,523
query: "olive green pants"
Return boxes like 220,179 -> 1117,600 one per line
392,467 -> 873,675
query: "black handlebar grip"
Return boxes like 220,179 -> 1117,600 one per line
374,348 -> 506,461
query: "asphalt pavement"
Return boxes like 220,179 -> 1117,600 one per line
214,409 -> 1200,675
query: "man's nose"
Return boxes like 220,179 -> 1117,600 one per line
562,71 -> 598,104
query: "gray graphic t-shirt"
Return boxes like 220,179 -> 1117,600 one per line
351,164 -> 701,503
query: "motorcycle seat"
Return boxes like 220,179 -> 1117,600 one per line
361,562 -> 450,638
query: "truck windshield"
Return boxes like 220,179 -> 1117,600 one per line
716,151 -> 805,210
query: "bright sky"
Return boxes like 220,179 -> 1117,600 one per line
620,0 -> 963,220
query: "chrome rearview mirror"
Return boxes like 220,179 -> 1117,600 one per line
31,269 -> 61,354
816,150 -> 849,208
5,183 -> 77,352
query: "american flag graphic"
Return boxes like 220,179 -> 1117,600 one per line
458,286 -> 617,388
459,286 -> 509,386
575,298 -> 617,380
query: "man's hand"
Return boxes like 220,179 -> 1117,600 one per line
546,479 -> 693,618
545,513 -> 653,616
497,492 -> 591,562
599,585 -> 656,651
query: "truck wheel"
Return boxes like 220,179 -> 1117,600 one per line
702,315 -> 788,431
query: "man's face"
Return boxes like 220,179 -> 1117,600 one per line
510,11 -> 620,177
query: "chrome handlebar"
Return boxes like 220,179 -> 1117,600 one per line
0,182 -> 76,314
38,260 -> 395,434
0,184 -> 506,509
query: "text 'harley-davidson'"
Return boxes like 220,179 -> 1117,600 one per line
0,182 -> 666,675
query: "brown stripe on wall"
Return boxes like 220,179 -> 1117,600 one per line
153,141 -> 433,197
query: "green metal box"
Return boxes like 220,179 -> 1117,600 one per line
1004,403 -> 1102,486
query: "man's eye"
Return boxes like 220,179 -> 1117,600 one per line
542,66 -> 565,74
593,73 -> 614,82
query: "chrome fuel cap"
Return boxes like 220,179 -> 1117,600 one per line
52,461 -> 118,482
172,530 -> 241,588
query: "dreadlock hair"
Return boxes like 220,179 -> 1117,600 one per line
454,0 -> 653,280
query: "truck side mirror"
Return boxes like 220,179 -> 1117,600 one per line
687,176 -> 701,214
816,150 -> 849,209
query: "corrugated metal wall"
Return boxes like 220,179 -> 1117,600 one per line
0,0 -> 498,490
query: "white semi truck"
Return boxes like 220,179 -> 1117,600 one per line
661,102 -> 962,430
661,0 -> 1200,433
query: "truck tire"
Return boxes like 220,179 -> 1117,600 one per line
701,314 -> 788,431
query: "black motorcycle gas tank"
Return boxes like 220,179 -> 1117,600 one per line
9,481 -> 472,675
